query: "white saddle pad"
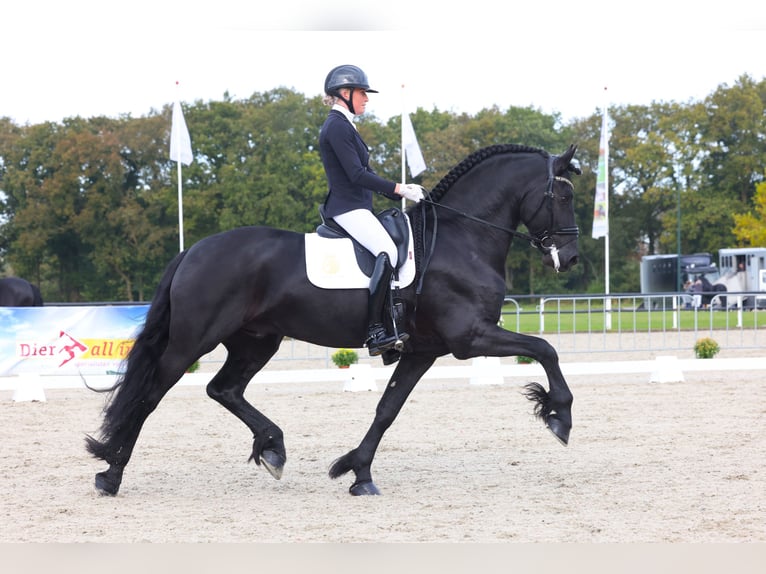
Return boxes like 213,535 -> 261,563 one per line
305,224 -> 416,290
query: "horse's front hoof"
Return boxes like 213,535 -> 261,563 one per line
260,449 -> 285,480
349,480 -> 381,496
94,470 -> 121,496
547,417 -> 570,446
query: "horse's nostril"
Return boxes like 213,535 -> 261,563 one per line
570,256 -> 579,267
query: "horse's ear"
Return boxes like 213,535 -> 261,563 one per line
567,158 -> 582,176
555,144 -> 580,175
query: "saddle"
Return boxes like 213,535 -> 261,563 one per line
316,205 -> 410,276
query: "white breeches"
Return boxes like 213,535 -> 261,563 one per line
333,209 -> 398,267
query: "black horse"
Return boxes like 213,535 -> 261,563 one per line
0,277 -> 44,306
86,143 -> 581,496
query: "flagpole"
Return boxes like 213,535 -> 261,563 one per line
400,84 -> 406,211
177,139 -> 184,253
591,86 -> 611,328
175,82 -> 185,252
603,87 -> 610,296
601,87 -> 611,329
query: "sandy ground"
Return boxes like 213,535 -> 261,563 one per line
1,344 -> 764,543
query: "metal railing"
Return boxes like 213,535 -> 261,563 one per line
195,291 -> 765,370
501,291 -> 763,357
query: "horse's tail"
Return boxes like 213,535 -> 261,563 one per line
85,250 -> 188,465
31,283 -> 43,306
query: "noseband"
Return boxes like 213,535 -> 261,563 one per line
420,155 -> 579,271
530,157 -> 580,270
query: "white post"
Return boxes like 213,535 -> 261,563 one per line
737,296 -> 743,328
672,295 -> 678,329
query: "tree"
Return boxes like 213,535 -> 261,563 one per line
185,89 -> 328,240
3,80 -> 766,301
700,75 -> 766,206
733,180 -> 766,246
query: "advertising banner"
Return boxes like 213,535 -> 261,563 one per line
0,305 -> 148,376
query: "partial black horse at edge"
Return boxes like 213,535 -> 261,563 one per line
86,143 -> 582,496
0,277 -> 44,307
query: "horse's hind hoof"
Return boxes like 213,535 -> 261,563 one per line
547,417 -> 570,446
349,480 -> 381,496
260,449 -> 285,480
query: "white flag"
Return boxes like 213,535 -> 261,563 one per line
402,112 -> 426,178
170,100 -> 193,166
592,107 -> 609,239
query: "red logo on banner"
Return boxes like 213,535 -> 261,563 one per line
57,330 -> 88,367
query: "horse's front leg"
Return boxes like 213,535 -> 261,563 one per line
517,335 -> 573,445
329,353 -> 436,496
521,347 -> 573,446
462,326 -> 573,445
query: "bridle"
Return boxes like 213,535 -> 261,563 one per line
419,155 -> 579,272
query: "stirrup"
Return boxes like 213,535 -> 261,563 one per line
367,333 -> 409,356
366,334 -> 397,356
365,325 -> 402,356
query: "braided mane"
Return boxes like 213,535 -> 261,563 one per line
410,143 -> 551,280
428,144 -> 549,202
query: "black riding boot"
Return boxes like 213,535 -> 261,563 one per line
365,253 -> 408,356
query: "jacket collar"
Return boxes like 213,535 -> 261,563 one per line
332,104 -> 357,128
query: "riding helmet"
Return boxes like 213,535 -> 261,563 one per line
324,65 -> 378,95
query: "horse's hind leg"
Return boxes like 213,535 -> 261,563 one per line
205,332 -> 287,480
89,348 -> 191,495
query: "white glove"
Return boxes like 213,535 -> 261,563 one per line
399,183 -> 425,203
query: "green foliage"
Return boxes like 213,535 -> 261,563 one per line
1,76 -> 765,301
331,348 -> 359,368
693,337 -> 720,359
733,181 -> 766,246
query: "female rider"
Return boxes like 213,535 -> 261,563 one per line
319,64 -> 424,357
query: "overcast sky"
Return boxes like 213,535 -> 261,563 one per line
3,1 -> 765,125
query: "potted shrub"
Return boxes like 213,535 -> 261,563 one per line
693,337 -> 720,359
331,348 -> 359,368
516,355 -> 537,364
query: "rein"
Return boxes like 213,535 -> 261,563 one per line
417,157 -> 578,275
420,196 -> 546,248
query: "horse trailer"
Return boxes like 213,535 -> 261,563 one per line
640,247 -> 766,309
717,247 -> 766,308
639,253 -> 720,308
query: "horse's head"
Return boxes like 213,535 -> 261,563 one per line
525,144 -> 581,272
